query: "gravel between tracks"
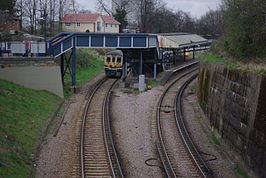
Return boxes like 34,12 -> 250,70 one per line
35,69 -> 256,177
110,86 -> 165,178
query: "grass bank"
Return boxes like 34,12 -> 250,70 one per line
200,52 -> 266,75
62,49 -> 106,97
0,79 -> 62,178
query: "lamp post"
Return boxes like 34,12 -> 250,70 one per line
40,9 -> 47,56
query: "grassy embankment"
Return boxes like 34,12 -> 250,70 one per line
62,48 -> 107,90
200,52 -> 266,75
0,48 -> 106,177
0,79 -> 62,178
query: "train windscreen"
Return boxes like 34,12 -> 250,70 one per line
106,56 -> 111,62
117,56 -> 121,63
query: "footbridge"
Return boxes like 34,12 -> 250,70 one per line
48,32 -> 160,87
48,32 -> 210,88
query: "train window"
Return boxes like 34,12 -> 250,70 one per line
117,56 -> 121,63
112,56 -> 115,63
106,56 -> 111,62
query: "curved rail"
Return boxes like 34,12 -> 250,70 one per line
102,79 -> 124,178
80,77 -> 123,178
157,66 -> 206,177
174,74 -> 212,177
81,77 -> 107,178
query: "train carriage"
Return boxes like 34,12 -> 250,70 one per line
104,50 -> 123,77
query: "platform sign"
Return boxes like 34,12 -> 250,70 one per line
30,42 -> 46,54
38,42 -> 46,53
11,42 -> 25,54
31,42 -> 38,53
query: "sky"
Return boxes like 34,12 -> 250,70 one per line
77,0 -> 222,18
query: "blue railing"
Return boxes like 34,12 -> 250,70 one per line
48,32 -> 159,57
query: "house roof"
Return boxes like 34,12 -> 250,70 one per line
61,14 -> 120,25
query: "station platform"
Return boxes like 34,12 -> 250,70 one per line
122,57 -> 198,88
156,57 -> 199,85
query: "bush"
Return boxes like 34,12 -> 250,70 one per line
221,0 -> 266,59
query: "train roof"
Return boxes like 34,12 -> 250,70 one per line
106,50 -> 123,56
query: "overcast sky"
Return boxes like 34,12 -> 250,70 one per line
77,0 -> 222,18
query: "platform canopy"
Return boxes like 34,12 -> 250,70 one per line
157,33 -> 208,49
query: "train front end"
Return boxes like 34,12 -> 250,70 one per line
104,50 -> 123,77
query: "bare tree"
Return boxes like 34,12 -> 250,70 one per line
23,0 -> 38,34
16,0 -> 79,35
196,9 -> 223,36
97,0 -> 112,16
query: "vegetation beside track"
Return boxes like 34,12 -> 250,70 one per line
0,79 -> 62,178
203,0 -> 265,75
59,48 -> 110,97
200,52 -> 266,75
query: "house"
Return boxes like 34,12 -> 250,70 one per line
60,14 -> 120,33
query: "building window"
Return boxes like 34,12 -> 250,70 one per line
115,24 -> 117,28
97,22 -> 101,32
65,22 -> 70,27
106,24 -> 108,27
111,24 -> 112,27
77,22 -> 80,27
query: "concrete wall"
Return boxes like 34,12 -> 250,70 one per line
197,62 -> 265,176
0,64 -> 64,98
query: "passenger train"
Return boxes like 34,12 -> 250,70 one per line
104,50 -> 123,77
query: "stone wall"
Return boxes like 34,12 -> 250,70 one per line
197,62 -> 266,176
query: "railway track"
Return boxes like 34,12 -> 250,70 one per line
80,77 -> 124,178
156,65 -> 212,177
